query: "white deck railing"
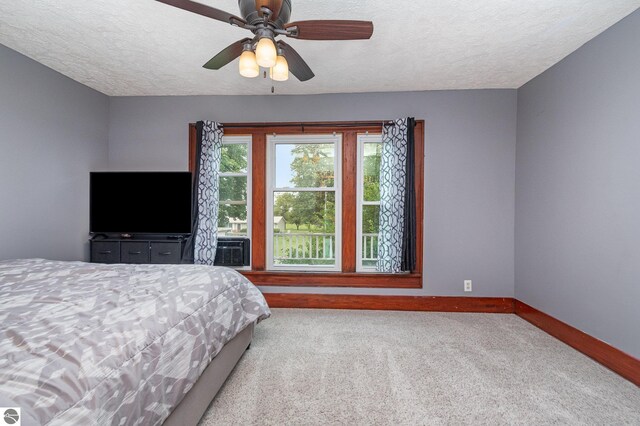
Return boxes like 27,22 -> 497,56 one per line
272,232 -> 380,263
362,233 -> 379,261
273,233 -> 334,261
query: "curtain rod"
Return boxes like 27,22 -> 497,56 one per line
219,121 -> 396,129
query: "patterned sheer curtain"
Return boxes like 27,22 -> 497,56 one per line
377,117 -> 417,273
183,121 -> 223,265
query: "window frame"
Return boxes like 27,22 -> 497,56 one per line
356,133 -> 382,272
265,134 -> 343,272
218,135 -> 252,241
188,121 -> 424,289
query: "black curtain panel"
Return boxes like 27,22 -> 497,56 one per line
182,121 -> 204,263
401,117 -> 417,272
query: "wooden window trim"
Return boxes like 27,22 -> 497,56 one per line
189,120 -> 424,289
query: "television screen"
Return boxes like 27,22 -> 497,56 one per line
90,172 -> 192,234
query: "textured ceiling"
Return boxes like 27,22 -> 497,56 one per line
0,0 -> 638,96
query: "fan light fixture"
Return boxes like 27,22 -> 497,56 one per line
239,45 -> 259,78
239,41 -> 289,82
255,37 -> 277,68
270,54 -> 289,82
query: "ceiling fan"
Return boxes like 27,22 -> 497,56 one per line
156,0 -> 374,82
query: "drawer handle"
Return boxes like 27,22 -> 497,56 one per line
99,250 -> 112,255
128,251 -> 142,255
159,251 -> 172,256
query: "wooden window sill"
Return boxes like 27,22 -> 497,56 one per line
240,271 -> 422,288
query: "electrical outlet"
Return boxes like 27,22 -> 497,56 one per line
464,280 -> 472,292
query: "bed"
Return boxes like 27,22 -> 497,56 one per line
0,259 -> 270,426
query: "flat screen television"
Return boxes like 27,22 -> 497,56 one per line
90,172 -> 192,235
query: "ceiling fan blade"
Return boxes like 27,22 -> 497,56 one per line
285,20 -> 374,40
256,0 -> 284,19
157,0 -> 247,28
278,41 -> 315,82
203,38 -> 252,70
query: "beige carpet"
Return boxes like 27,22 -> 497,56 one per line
199,309 -> 640,425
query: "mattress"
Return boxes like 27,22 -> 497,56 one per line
0,259 -> 270,425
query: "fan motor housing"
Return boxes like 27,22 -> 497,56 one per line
238,0 -> 292,28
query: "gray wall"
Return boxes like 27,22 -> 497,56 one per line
0,45 -> 109,261
108,90 -> 517,297
516,10 -> 640,357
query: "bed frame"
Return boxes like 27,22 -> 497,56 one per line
163,322 -> 255,426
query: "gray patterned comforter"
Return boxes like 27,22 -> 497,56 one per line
0,259 -> 270,425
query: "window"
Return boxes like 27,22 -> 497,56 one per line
356,134 -> 382,271
189,121 -> 424,288
218,136 -> 251,237
266,134 -> 342,271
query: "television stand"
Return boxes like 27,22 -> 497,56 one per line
90,235 -> 186,264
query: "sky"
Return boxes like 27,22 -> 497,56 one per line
275,144 -> 295,188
